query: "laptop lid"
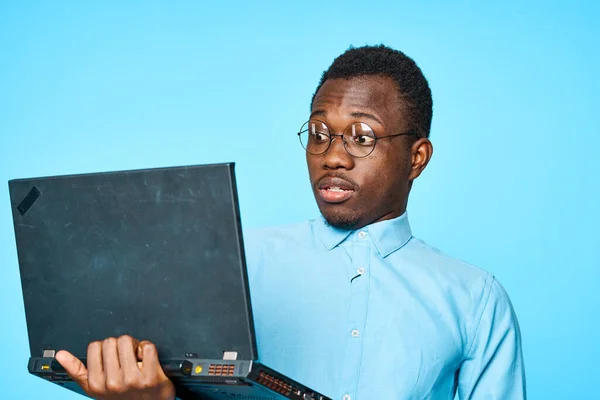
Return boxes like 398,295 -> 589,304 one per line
9,163 -> 257,362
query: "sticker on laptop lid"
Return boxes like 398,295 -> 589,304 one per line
17,186 -> 41,216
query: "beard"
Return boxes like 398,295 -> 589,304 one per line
321,208 -> 362,231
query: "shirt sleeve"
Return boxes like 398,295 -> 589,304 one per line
457,277 -> 527,399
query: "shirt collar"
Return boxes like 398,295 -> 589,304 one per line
313,212 -> 413,257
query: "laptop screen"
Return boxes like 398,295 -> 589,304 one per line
9,163 -> 257,361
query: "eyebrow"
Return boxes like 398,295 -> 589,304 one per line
310,109 -> 326,119
309,110 -> 383,126
350,112 -> 383,126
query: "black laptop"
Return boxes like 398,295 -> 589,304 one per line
9,162 -> 330,400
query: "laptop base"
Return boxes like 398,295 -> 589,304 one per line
29,357 -> 330,400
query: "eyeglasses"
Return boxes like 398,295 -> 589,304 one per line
298,120 -> 419,158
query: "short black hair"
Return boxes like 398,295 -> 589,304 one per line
311,44 -> 433,138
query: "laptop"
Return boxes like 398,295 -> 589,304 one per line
9,162 -> 331,400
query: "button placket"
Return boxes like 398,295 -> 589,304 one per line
339,233 -> 371,399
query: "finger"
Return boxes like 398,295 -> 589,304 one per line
138,341 -> 163,378
137,343 -> 143,361
117,335 -> 142,377
102,337 -> 124,392
55,350 -> 90,393
86,341 -> 105,395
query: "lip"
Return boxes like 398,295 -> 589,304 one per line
315,176 -> 356,204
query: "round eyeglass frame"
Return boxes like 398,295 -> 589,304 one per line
297,120 -> 419,158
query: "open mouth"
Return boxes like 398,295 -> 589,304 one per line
316,177 -> 356,204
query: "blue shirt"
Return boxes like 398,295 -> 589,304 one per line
245,213 -> 526,399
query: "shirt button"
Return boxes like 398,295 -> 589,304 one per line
343,395 -> 351,400
357,268 -> 365,275
358,231 -> 367,239
351,329 -> 359,338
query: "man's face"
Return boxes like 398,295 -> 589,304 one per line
307,75 -> 429,230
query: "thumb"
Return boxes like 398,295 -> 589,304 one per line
55,350 -> 90,393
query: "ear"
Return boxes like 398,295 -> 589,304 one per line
409,138 -> 433,181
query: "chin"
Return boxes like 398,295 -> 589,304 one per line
321,209 -> 362,231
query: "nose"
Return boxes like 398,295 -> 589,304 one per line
322,134 -> 354,170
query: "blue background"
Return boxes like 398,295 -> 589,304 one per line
1,1 -> 598,398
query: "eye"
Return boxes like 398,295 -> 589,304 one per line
354,135 -> 375,146
311,130 -> 330,143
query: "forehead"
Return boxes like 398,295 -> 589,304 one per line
311,76 -> 402,124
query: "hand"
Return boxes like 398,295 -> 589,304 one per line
55,335 -> 176,400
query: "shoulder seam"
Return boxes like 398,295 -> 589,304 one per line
464,274 -> 495,359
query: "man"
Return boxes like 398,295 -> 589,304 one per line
56,45 -> 526,399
